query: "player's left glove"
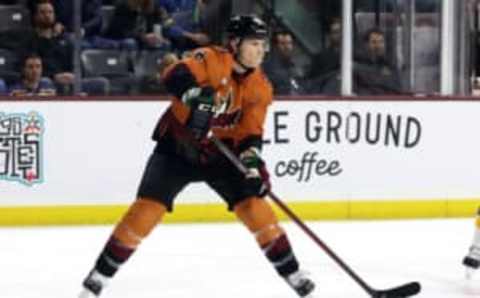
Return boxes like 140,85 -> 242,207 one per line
240,147 -> 271,197
183,86 -> 216,141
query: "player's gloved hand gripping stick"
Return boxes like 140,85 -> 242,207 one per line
211,136 -> 421,298
182,86 -> 216,141
239,146 -> 271,197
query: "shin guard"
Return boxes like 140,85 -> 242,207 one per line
93,198 -> 166,277
234,198 -> 300,277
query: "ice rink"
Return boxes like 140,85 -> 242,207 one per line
3,219 -> 480,298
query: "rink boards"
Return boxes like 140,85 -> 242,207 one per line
0,98 -> 479,225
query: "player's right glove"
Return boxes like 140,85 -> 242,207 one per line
182,86 -> 216,141
240,147 -> 271,197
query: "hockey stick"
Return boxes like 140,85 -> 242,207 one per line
211,136 -> 421,298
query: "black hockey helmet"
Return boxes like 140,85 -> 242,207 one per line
226,14 -> 268,40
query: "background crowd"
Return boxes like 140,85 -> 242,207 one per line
0,0 -> 476,97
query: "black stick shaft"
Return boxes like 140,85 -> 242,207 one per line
267,191 -> 374,295
211,137 -> 374,295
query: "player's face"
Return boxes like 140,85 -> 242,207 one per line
24,58 -> 42,83
237,38 -> 267,68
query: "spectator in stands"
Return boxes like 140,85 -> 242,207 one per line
34,1 -> 108,94
306,18 -> 342,94
51,0 -> 103,49
0,0 -> 109,95
353,28 -> 403,95
139,51 -> 178,94
22,0 -> 74,92
0,78 -> 6,95
9,53 -> 56,96
102,0 -> 168,51
263,30 -> 305,95
158,0 -> 211,53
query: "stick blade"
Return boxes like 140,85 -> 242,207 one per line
374,281 -> 421,298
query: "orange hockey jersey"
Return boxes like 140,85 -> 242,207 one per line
162,46 -> 273,147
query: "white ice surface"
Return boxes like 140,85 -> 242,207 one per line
2,219 -> 480,297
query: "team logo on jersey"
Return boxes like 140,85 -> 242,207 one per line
211,109 -> 242,129
0,111 -> 44,186
211,87 -> 241,129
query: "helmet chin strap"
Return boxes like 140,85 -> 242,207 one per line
233,38 -> 255,75
234,54 -> 255,73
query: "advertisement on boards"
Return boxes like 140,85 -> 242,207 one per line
262,101 -> 479,201
0,111 -> 44,186
1,100 -> 479,206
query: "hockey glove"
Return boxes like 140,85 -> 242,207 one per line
181,86 -> 215,108
183,86 -> 216,141
240,147 -> 271,197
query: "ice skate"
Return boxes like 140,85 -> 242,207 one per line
284,270 -> 316,297
463,245 -> 480,279
78,270 -> 109,298
78,288 -> 98,298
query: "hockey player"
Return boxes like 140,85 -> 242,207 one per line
78,14 -> 316,298
463,207 -> 480,278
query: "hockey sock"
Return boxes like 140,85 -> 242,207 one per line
113,198 -> 167,247
234,198 -> 300,276
234,197 -> 280,243
94,236 -> 135,277
262,234 -> 300,277
94,198 -> 167,277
